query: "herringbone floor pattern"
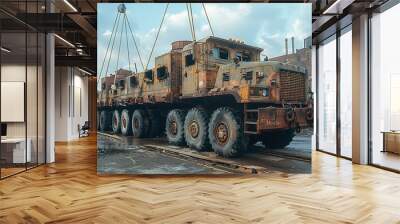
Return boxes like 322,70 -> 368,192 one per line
1,135 -> 400,223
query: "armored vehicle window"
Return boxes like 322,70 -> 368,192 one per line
212,48 -> 229,60
157,66 -> 168,80
219,48 -> 229,59
236,52 -> 251,61
130,76 -> 138,87
145,70 -> 154,82
242,53 -> 251,61
223,73 -> 230,81
236,52 -> 242,61
185,54 -> 195,66
242,71 -> 253,80
117,79 -> 125,89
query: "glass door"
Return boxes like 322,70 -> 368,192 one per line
317,35 -> 337,154
1,31 -> 28,178
0,0 -> 47,179
370,3 -> 400,171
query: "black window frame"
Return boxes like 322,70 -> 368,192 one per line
185,54 -> 195,67
156,66 -> 168,80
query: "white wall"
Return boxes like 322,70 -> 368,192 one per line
55,67 -> 89,141
1,63 -> 46,164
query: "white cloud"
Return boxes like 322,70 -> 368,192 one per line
103,30 -> 112,36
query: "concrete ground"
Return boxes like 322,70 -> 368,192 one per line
97,129 -> 312,174
97,136 -> 229,174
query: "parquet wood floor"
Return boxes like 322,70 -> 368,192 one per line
0,134 -> 399,223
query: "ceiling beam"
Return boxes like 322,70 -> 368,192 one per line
55,55 -> 96,71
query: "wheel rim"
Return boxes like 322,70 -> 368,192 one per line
122,116 -> 127,129
214,122 -> 229,145
133,118 -> 139,129
169,120 -> 178,136
189,120 -> 199,138
113,115 -> 118,127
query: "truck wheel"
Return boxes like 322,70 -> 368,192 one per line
147,110 -> 162,137
120,109 -> 132,136
131,109 -> 149,138
208,107 -> 247,157
262,129 -> 295,149
184,108 -> 210,151
99,111 -> 111,132
165,109 -> 186,145
112,110 -> 121,134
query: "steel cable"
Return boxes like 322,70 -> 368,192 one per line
202,3 -> 214,36
145,3 -> 169,71
124,15 -> 131,72
104,12 -> 122,81
98,11 -> 120,84
125,13 -> 145,71
189,3 -> 196,41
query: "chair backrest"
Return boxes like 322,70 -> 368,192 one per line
82,121 -> 90,129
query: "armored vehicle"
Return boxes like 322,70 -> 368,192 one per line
98,36 -> 313,157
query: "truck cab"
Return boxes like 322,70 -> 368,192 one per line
180,36 -> 262,97
212,61 -> 307,104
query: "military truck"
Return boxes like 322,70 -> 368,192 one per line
98,36 -> 313,157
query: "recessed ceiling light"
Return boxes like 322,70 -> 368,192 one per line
78,67 -> 93,76
63,0 -> 78,12
323,0 -> 354,15
54,34 -> 75,48
1,47 -> 11,53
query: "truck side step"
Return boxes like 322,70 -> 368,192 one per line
244,131 -> 258,134
244,105 -> 259,134
245,109 -> 258,113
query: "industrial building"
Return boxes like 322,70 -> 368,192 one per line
0,0 -> 399,223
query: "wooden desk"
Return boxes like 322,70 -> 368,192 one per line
382,131 -> 400,154
1,138 -> 31,164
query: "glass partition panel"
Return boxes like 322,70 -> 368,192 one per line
0,0 -> 46,179
339,27 -> 352,158
371,4 -> 400,171
27,31 -> 38,169
317,35 -> 337,154
1,31 -> 28,177
38,32 -> 46,165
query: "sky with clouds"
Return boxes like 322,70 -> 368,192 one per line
97,3 -> 311,76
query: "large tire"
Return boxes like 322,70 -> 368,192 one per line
184,108 -> 210,151
147,109 -> 163,137
112,110 -> 121,134
99,110 -> 111,131
120,109 -> 132,136
165,109 -> 186,146
208,107 -> 247,157
131,109 -> 149,138
262,129 -> 295,149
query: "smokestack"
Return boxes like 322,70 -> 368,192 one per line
291,37 -> 295,54
285,38 -> 288,56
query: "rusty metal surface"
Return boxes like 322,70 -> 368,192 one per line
257,107 -> 312,132
279,72 -> 306,102
258,107 -> 288,131
98,37 -> 312,136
